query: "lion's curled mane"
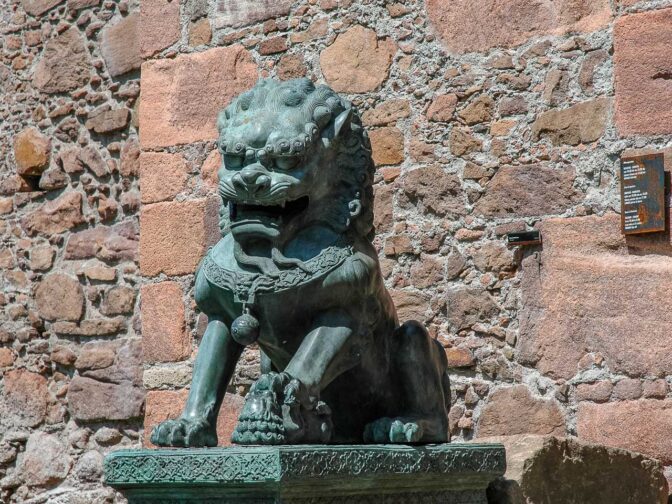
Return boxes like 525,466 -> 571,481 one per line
215,78 -> 376,240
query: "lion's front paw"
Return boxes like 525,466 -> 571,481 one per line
150,417 -> 217,447
282,378 -> 333,444
363,417 -> 423,444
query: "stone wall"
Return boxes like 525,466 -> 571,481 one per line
2,0 -> 672,501
0,0 -> 143,501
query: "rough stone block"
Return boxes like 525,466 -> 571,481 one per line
0,348 -> 15,367
458,95 -> 494,125
389,289 -> 432,323
76,341 -> 116,371
373,183 -> 394,233
481,434 -> 668,504
2,370 -> 48,428
450,127 -> 482,156
477,385 -> 565,438
201,149 -> 220,191
576,381 -> 613,403
213,0 -> 293,29
141,282 -> 190,363
578,400 -> 672,464
517,213 -> 672,379
67,0 -> 99,10
399,165 -> 464,218
532,98 -> 610,146
67,376 -> 145,421
16,432 -> 71,488
188,18 -> 212,47
52,317 -> 127,337
21,0 -> 64,16
140,46 -> 257,148
85,107 -> 130,134
369,127 -> 404,166
35,272 -> 84,322
614,8 -> 672,136
277,54 -> 307,80
65,220 -> 138,262
140,0 -> 180,57
13,127 -> 51,176
362,99 -> 411,127
32,27 -> 92,93
140,198 -> 219,276
320,25 -> 396,93
144,390 -> 245,447
139,152 -> 188,203
474,164 -> 580,218
22,191 -> 84,236
427,94 -> 458,122
101,286 -> 136,316
446,286 -> 499,330
427,0 -> 611,54
100,13 -> 141,77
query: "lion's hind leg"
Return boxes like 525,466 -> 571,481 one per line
364,320 -> 450,444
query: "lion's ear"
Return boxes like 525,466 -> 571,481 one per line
333,107 -> 352,139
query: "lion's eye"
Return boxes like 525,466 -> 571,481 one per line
275,157 -> 299,171
224,155 -> 243,169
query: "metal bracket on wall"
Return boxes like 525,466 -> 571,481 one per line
506,230 -> 542,247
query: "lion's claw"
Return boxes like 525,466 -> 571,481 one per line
150,417 -> 217,447
364,417 -> 423,444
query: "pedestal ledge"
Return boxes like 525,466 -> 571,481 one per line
104,444 -> 505,503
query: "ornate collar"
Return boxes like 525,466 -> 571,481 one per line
201,243 -> 354,305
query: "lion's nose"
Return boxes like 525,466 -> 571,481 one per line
233,167 -> 271,195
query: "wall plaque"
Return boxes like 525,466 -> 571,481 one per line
620,153 -> 665,234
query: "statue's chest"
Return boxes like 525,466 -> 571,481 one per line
200,244 -> 354,306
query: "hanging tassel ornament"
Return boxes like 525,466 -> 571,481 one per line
231,305 -> 260,346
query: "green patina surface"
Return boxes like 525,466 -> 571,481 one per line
104,444 -> 505,503
150,79 -> 453,449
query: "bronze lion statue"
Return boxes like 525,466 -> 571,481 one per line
151,78 -> 451,447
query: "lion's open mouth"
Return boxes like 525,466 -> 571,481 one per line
229,196 -> 309,227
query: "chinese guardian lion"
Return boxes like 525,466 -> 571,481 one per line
151,78 -> 451,447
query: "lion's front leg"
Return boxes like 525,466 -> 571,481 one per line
233,310 -> 357,445
151,318 -> 243,447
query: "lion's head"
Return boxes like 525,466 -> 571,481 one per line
216,78 -> 375,247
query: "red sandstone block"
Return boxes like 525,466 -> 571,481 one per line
139,152 -> 188,204
141,282 -> 190,363
258,36 -> 288,55
212,0 -> 293,29
139,46 -> 257,149
369,127 -> 404,166
578,400 -> 672,464
140,198 -> 219,276
144,389 -> 245,447
3,369 -> 48,428
101,13 -> 141,77
476,385 -> 565,438
426,0 -> 611,54
201,149 -> 221,192
517,213 -> 672,380
319,26 -> 396,93
140,0 -> 180,58
614,8 -> 672,136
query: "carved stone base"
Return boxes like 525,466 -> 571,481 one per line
104,444 -> 505,503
